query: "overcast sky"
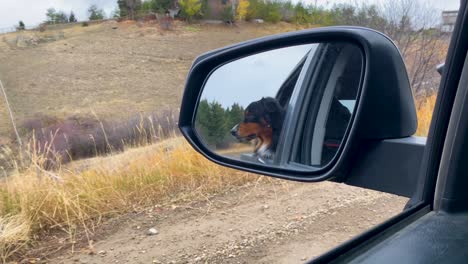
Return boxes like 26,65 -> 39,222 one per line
201,44 -> 315,108
0,0 -> 461,29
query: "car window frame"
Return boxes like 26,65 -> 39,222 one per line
312,1 -> 468,262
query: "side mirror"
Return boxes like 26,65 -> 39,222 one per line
179,27 -> 417,182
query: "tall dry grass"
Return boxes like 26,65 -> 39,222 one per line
415,94 -> 437,136
0,137 -> 255,261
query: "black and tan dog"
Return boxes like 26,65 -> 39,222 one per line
230,97 -> 285,159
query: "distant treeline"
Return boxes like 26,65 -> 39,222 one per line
196,99 -> 244,149
117,0 -> 400,25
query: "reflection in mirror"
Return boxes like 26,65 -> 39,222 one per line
195,42 -> 363,169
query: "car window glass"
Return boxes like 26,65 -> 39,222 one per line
291,43 -> 362,166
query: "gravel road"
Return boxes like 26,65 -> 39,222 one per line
51,180 -> 407,264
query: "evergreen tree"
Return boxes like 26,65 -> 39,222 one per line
46,8 -> 58,24
196,100 -> 231,148
88,5 -> 105,20
226,103 -> 244,132
150,0 -> 174,13
56,11 -> 69,23
120,0 -> 142,20
69,11 -> 77,22
117,0 -> 129,18
45,8 -> 68,24
209,101 -> 227,147
18,21 -> 25,30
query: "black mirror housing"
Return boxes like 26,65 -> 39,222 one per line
179,26 -> 417,181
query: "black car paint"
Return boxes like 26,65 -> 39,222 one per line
179,27 -> 416,184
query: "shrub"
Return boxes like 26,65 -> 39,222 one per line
0,137 -> 255,261
264,2 -> 281,23
159,14 -> 174,30
38,24 -> 47,32
149,0 -> 174,13
279,1 -> 294,22
222,5 -> 235,23
20,111 -> 179,168
246,0 -> 267,21
245,0 -> 281,23
179,0 -> 202,22
17,21 -> 25,31
293,2 -> 310,24
236,0 -> 250,21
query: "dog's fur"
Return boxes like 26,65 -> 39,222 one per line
231,97 -> 285,159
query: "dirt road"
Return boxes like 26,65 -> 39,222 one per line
50,180 -> 407,264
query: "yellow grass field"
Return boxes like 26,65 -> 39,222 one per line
0,138 -> 258,261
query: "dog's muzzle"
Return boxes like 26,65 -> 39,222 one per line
230,124 -> 239,137
231,124 -> 256,141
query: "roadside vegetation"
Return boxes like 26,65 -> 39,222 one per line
0,0 -> 450,261
0,137 -> 255,261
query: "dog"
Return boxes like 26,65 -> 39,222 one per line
230,97 -> 285,160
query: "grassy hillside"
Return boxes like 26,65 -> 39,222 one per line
0,21 -> 306,142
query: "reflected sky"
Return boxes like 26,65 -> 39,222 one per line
201,44 -> 316,108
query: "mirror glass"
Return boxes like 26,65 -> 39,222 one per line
195,42 -> 363,169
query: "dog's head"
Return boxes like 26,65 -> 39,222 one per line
230,97 -> 284,152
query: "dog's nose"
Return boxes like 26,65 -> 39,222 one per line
230,124 -> 239,136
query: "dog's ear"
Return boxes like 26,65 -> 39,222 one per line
261,98 -> 284,128
262,98 -> 282,114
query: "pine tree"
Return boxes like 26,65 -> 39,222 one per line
69,11 -> 77,23
117,0 -> 129,18
18,21 -> 25,30
226,103 -> 244,131
46,8 -> 57,24
195,100 -> 230,148
88,5 -> 105,20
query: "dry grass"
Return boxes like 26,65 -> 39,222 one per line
0,215 -> 30,262
0,137 -> 255,261
415,94 -> 437,136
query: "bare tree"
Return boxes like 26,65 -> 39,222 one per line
380,0 -> 447,96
